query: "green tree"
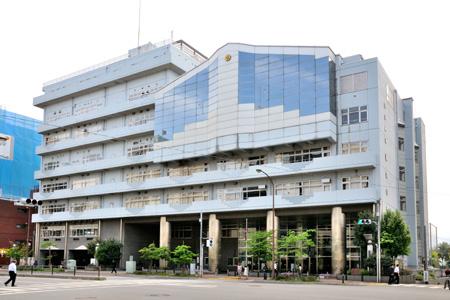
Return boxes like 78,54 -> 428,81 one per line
158,246 -> 172,269
95,239 -> 122,268
139,243 -> 161,269
431,250 -> 440,268
6,243 -> 29,263
248,231 -> 273,274
436,242 -> 450,260
277,230 -> 315,272
40,241 -> 56,267
380,210 -> 411,261
87,239 -> 100,258
171,245 -> 197,273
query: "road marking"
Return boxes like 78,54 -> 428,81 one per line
0,279 -> 216,296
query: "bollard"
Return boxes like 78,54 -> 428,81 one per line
73,266 -> 76,277
342,273 -> 345,284
98,265 -> 100,279
31,265 -> 33,275
51,265 -> 54,275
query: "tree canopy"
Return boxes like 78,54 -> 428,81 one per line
171,245 -> 197,268
277,230 -> 315,262
6,243 -> 29,262
380,210 -> 411,259
353,210 -> 377,249
247,230 -> 273,264
95,239 -> 122,267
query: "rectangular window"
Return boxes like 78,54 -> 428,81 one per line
399,166 -> 406,182
400,196 -> 406,211
341,141 -> 368,154
246,155 -> 266,166
242,185 -> 267,199
124,193 -> 160,208
126,166 -> 161,183
41,226 -> 65,237
42,180 -> 68,193
340,72 -> 368,94
398,137 -> 405,151
70,224 -> 99,237
69,201 -> 100,212
342,176 -> 369,190
341,106 -> 368,125
171,225 -> 192,239
276,180 -> 330,196
167,190 -> 209,205
276,146 -> 330,163
41,204 -> 66,214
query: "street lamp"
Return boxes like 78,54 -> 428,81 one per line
256,168 -> 276,279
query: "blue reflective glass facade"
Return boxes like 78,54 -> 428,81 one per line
238,52 -> 336,116
155,59 -> 218,141
0,109 -> 41,199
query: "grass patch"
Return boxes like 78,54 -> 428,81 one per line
275,275 -> 318,282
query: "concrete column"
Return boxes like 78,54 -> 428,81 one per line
266,210 -> 279,268
331,206 -> 345,274
34,223 -> 40,261
159,216 -> 171,268
64,222 -> 69,262
208,214 -> 221,273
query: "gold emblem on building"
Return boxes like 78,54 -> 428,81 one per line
224,54 -> 232,62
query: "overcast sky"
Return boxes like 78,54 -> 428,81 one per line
0,0 -> 448,242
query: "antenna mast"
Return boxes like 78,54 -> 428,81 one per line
137,0 -> 142,47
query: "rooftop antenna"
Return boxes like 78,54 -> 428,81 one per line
137,0 -> 142,47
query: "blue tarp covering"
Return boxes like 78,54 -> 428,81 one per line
0,108 -> 41,199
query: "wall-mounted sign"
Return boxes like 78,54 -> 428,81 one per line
0,133 -> 14,160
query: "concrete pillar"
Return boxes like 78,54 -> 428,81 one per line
266,210 -> 279,268
64,222 -> 69,262
159,216 -> 171,268
331,206 -> 345,275
34,223 -> 40,261
208,214 -> 221,273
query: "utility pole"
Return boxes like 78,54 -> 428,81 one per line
199,212 -> 203,277
376,201 -> 381,283
245,218 -> 248,268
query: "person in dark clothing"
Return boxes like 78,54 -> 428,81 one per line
111,260 -> 117,274
4,260 -> 17,287
388,265 -> 395,284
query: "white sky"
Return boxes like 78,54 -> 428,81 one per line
0,0 -> 448,242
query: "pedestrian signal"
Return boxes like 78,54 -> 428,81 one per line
357,219 -> 372,225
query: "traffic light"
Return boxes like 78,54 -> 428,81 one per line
26,198 -> 32,204
357,219 -> 372,225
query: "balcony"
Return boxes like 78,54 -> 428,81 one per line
31,188 -> 379,223
34,152 -> 377,200
37,121 -> 154,155
37,97 -> 155,133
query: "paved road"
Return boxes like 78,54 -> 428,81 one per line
1,275 -> 449,299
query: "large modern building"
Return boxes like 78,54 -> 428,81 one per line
0,108 -> 41,262
32,40 -> 429,273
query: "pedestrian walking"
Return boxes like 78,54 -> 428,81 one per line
111,259 -> 117,275
274,262 -> 279,277
394,264 -> 400,284
262,263 -> 268,280
237,263 -> 242,279
243,265 -> 249,280
388,264 -> 395,285
4,260 -> 17,287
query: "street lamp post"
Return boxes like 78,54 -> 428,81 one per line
256,169 -> 275,279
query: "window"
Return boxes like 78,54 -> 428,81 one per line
217,159 -> 243,171
400,196 -> 406,211
341,106 -> 367,125
168,163 -> 208,177
42,179 -> 68,193
341,141 -> 368,154
124,193 -> 160,208
126,166 -> 161,183
246,155 -> 266,166
41,204 -> 66,214
276,179 -> 330,196
45,130 -> 70,145
127,137 -> 153,157
44,161 -> 60,171
167,190 -> 209,205
340,72 -> 368,94
70,224 -> 99,237
172,225 -> 192,239
398,137 -> 405,151
276,146 -> 330,163
41,226 -> 65,237
399,166 -> 406,182
342,176 -> 369,190
69,201 -> 100,212
71,174 -> 101,190
242,185 -> 267,199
